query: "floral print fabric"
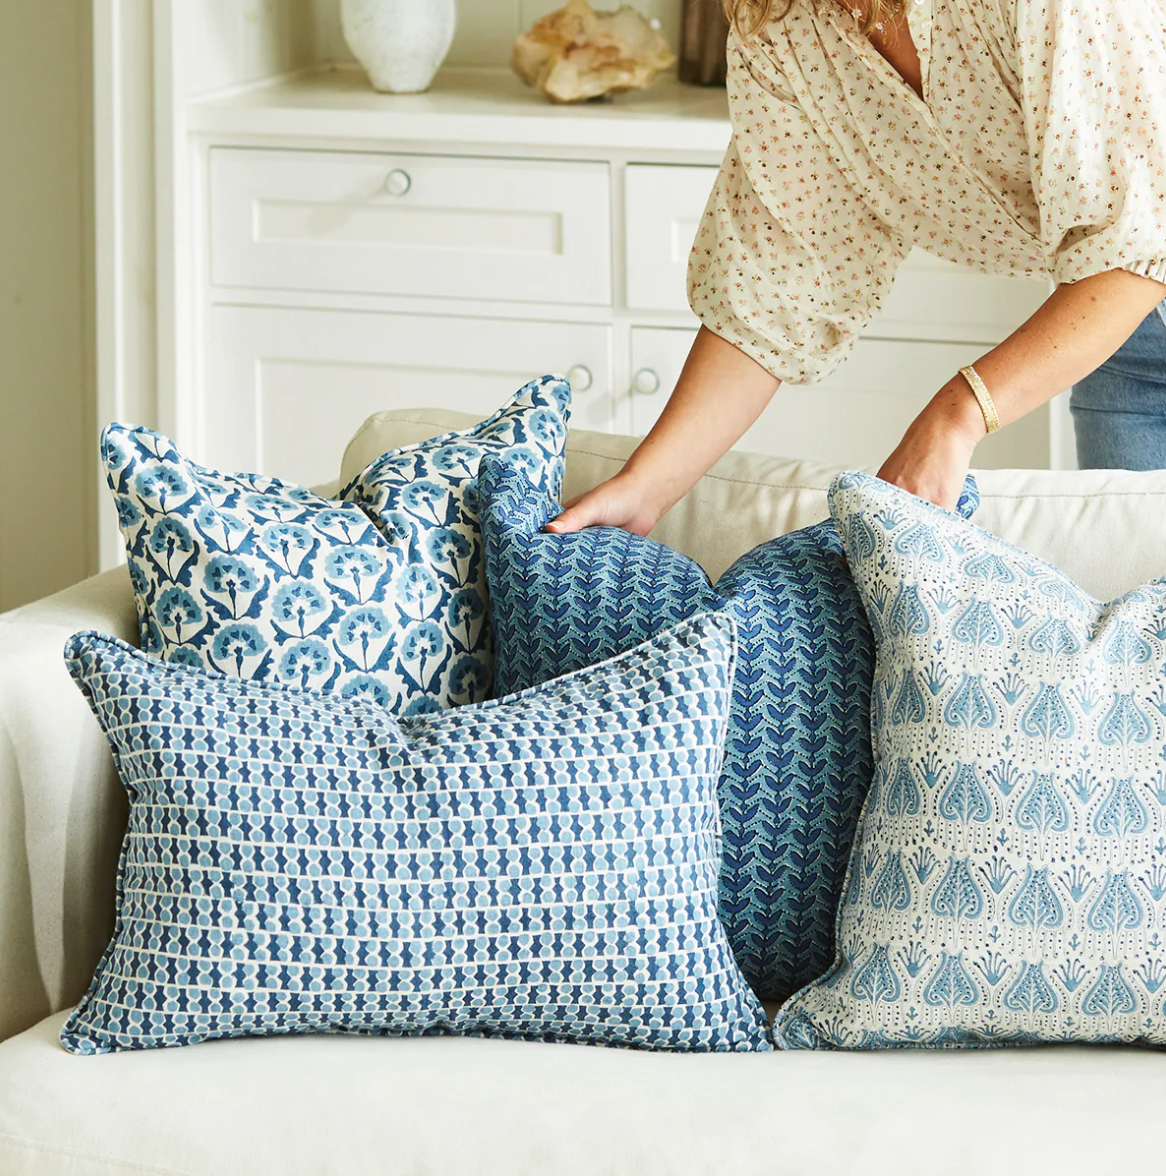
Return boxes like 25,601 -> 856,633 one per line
103,376 -> 569,714
689,0 -> 1166,383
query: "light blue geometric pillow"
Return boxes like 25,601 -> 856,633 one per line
103,376 -> 569,713
479,454 -> 980,1000
776,471 -> 1166,1049
60,614 -> 772,1055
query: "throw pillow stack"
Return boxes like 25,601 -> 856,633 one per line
64,377 -> 772,1056
477,453 -> 1166,1049
73,385 -> 1166,1058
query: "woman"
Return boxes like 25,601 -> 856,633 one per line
548,0 -> 1166,534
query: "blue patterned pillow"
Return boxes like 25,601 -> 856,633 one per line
60,614 -> 772,1055
103,376 -> 569,713
776,472 -> 1166,1050
479,456 -> 979,1000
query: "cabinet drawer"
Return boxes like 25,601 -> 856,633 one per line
879,250 -> 1050,344
625,164 -> 718,313
627,327 -> 1049,469
207,306 -> 614,486
210,148 -> 612,306
624,158 -> 1049,339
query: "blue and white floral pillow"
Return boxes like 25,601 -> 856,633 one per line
776,472 -> 1166,1049
61,614 -> 772,1055
103,376 -> 569,713
479,454 -> 979,1000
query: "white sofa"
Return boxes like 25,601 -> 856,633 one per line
3,410 -> 1166,1176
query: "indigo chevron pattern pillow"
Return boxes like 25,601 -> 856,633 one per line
478,455 -> 979,1000
103,376 -> 569,713
776,472 -> 1166,1050
60,614 -> 773,1055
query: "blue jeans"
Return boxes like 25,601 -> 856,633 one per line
1070,301 -> 1166,470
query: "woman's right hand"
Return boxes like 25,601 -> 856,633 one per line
542,326 -> 780,537
543,469 -> 663,536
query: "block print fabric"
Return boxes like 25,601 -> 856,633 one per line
103,376 -> 569,713
479,454 -> 978,999
777,472 -> 1166,1049
61,615 -> 772,1055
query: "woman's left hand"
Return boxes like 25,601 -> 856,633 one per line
877,383 -> 986,510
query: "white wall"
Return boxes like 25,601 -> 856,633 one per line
0,0 -> 96,612
186,0 -> 319,97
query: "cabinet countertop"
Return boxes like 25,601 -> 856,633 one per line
188,66 -> 733,154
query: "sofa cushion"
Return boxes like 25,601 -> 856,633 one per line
342,410 -> 1166,597
479,455 -> 977,1000
62,614 -> 770,1055
777,472 -> 1166,1049
2,1010 -> 1164,1176
102,377 -> 569,713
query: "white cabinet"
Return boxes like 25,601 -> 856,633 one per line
210,148 -> 612,306
184,70 -> 1059,488
628,326 -> 1050,469
209,306 -> 613,485
626,326 -> 695,435
624,164 -> 719,313
878,249 -> 1050,344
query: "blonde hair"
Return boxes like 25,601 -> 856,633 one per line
722,0 -> 904,40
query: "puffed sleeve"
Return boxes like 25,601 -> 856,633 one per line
1017,0 -> 1166,286
687,33 -> 911,385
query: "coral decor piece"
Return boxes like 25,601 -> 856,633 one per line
511,0 -> 676,103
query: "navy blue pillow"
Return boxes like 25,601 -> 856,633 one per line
480,457 -> 979,999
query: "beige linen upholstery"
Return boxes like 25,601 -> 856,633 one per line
344,409 -> 1166,597
342,411 -> 849,583
0,1011 -> 1163,1175
0,568 -> 136,1042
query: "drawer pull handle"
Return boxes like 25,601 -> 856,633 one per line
566,365 -> 593,393
385,169 -> 412,197
633,368 -> 661,396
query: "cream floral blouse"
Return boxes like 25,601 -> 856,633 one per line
688,0 -> 1166,384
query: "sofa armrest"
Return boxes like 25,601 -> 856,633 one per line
0,567 -> 138,1042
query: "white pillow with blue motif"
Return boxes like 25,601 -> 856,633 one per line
103,376 -> 569,714
775,471 -> 1166,1050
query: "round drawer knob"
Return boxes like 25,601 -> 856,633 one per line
385,169 -> 412,197
633,367 -> 661,396
566,364 -> 593,393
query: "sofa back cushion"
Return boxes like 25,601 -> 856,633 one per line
342,413 -> 1166,596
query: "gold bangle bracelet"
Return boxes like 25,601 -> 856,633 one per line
958,364 -> 1001,434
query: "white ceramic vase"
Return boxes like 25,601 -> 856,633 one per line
341,0 -> 457,94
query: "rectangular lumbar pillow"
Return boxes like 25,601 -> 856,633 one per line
102,376 -> 569,713
776,471 -> 1166,1049
479,454 -> 979,1000
60,613 -> 772,1055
